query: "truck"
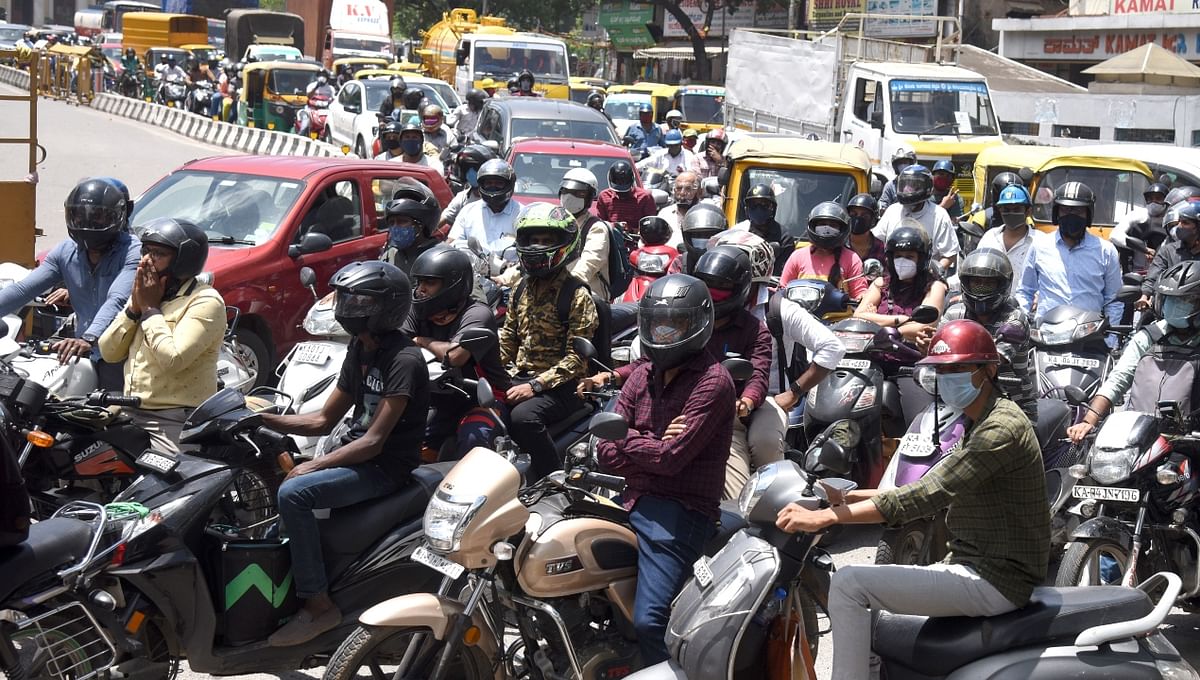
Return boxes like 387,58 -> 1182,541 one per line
416,8 -> 570,99
74,1 -> 159,37
161,0 -> 257,21
121,12 -> 208,60
223,8 -> 304,63
724,14 -> 1003,204
286,0 -> 391,66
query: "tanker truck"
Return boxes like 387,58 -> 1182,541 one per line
416,8 -> 569,99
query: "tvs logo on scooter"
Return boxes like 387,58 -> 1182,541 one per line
545,556 -> 583,575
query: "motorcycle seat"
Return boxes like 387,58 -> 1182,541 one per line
873,584 -> 1153,675
318,463 -> 450,557
548,404 -> 595,439
704,500 -> 747,556
0,518 -> 93,603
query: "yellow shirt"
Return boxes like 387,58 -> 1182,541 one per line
98,280 -> 226,410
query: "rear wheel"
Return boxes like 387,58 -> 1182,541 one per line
6,606 -> 116,680
1056,539 -> 1129,587
875,521 -> 933,566
355,136 -> 368,160
324,625 -> 492,680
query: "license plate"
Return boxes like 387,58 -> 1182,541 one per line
136,449 -> 178,474
412,545 -> 465,579
1047,354 -> 1100,369
837,358 -> 870,371
896,434 -> 937,458
1071,485 -> 1140,503
293,343 -> 329,366
693,556 -> 713,588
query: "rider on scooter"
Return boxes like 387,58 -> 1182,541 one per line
777,319 -> 1049,680
780,200 -> 867,298
379,177 -> 442,274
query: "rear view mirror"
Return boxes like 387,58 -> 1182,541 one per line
1063,384 -> 1088,406
457,327 -> 497,358
299,266 -> 317,288
805,440 -> 852,476
1018,167 -> 1034,184
1124,236 -> 1149,255
1117,284 -> 1142,304
721,357 -> 754,382
651,189 -> 670,210
1123,271 -> 1145,286
289,232 -> 333,259
909,305 -> 939,325
588,411 -> 629,441
571,336 -> 597,362
476,377 -> 496,409
717,165 -> 730,187
862,258 -> 883,280
701,176 -> 720,198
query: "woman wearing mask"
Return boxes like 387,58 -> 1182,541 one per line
380,179 -> 443,274
976,185 -> 1035,293
846,192 -> 886,267
854,225 -> 947,351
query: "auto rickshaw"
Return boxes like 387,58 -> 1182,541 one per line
141,45 -> 188,99
971,144 -> 1152,240
388,60 -> 426,74
569,76 -> 608,104
181,43 -> 218,63
332,56 -> 389,77
239,60 -> 322,130
606,82 -> 677,123
676,84 -> 725,133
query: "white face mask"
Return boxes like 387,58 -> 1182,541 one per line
559,193 -> 587,216
893,257 -> 918,281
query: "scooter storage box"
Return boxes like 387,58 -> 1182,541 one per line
212,538 -> 299,646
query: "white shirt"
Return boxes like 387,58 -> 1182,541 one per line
781,298 -> 845,371
977,226 -> 1035,294
657,204 -> 686,249
637,148 -> 700,177
447,199 -> 522,259
873,201 -> 959,262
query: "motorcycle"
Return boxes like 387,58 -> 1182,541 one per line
117,67 -> 141,98
295,91 -> 332,141
156,73 -> 187,108
186,79 -> 215,116
620,244 -> 679,303
1031,304 -> 1124,422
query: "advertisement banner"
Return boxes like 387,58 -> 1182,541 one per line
862,0 -> 936,38
808,0 -> 867,31
1002,28 -> 1200,61
663,0 -> 787,38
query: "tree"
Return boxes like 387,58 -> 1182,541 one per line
643,0 -> 786,82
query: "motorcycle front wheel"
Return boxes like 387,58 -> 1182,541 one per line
875,520 -> 936,566
324,625 -> 493,680
1055,539 -> 1129,587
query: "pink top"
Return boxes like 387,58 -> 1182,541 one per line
780,247 -> 868,298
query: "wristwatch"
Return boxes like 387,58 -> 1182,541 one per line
81,334 -> 97,346
529,379 -> 545,394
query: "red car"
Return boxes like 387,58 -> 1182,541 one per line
506,138 -> 641,206
130,155 -> 453,381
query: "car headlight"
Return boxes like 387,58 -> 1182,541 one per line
1090,447 -> 1134,485
303,303 -> 347,336
423,490 -> 486,553
738,463 -> 778,515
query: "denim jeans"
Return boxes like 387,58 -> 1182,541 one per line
278,463 -> 398,598
628,495 -> 715,664
509,383 -> 583,480
426,395 -> 509,460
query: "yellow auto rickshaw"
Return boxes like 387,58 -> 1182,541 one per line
239,60 -> 322,130
676,84 -> 725,133
332,56 -> 389,77
607,82 -> 677,123
569,76 -> 608,104
181,43 -> 219,63
972,145 -> 1153,240
388,60 -> 427,74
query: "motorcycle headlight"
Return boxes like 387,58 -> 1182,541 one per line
303,302 -> 347,336
637,253 -> 669,274
738,463 -> 778,515
1090,446 -> 1134,485
423,490 -> 486,553
1073,320 -> 1103,341
1033,319 -> 1077,345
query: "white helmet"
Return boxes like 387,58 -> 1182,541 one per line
665,109 -> 683,121
708,230 -> 775,283
560,167 -> 599,197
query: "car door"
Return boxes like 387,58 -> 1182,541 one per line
843,74 -> 885,168
331,82 -> 359,146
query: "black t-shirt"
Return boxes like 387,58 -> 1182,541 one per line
402,301 -> 512,394
335,331 -> 429,483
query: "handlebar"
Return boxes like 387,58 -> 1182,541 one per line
86,391 -> 141,408
567,467 -> 626,493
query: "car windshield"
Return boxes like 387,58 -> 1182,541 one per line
363,80 -> 391,111
473,41 -> 568,80
511,152 -> 630,197
0,28 -> 25,42
100,45 -> 122,60
334,36 -> 391,54
428,81 -> 459,109
1031,167 -> 1149,227
888,80 -> 999,136
270,69 -> 316,96
680,91 -> 724,124
510,117 -> 618,145
130,170 -> 305,246
254,47 -> 302,61
737,167 -> 859,240
605,94 -> 650,121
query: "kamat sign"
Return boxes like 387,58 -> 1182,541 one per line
1011,30 -> 1200,60
1109,0 -> 1200,12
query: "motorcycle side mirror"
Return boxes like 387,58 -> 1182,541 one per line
1117,284 -> 1142,304
805,440 -> 852,477
909,305 -> 939,325
1125,236 -> 1149,255
721,357 -> 754,382
622,134 -> 635,147
476,377 -> 496,409
651,188 -> 670,210
1018,167 -> 1034,184
299,266 -> 317,288
588,411 -> 629,441
1063,384 -> 1088,406
995,321 -> 1028,345
717,165 -> 730,188
958,220 -> 984,238
862,258 -> 884,280
701,176 -> 720,198
457,327 -> 497,358
1123,271 -> 1146,286
813,477 -> 858,507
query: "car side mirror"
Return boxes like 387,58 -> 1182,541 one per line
476,376 -> 496,409
1063,384 -> 1088,406
457,327 -> 497,358
1117,284 -> 1142,304
701,176 -> 720,198
346,103 -> 360,114
870,108 -> 884,130
299,266 -> 317,288
722,357 -> 754,382
588,411 -> 629,441
289,232 -> 334,259
862,258 -> 883,280
909,304 -> 939,325
455,45 -> 468,66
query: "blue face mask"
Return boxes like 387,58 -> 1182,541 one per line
746,205 -> 772,225
401,139 -> 423,156
388,225 -> 417,250
936,370 -> 982,410
466,167 -> 479,188
1162,296 -> 1196,329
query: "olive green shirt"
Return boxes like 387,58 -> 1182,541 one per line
499,270 -> 599,390
872,396 -> 1049,606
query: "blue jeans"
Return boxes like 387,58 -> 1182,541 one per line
628,495 -> 715,664
278,463 -> 398,598
426,397 -> 509,460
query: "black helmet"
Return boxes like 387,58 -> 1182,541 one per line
477,159 -> 515,210
1052,181 -> 1095,226
743,183 -> 777,225
465,88 -> 486,108
896,165 -> 932,206
806,201 -> 850,250
517,69 -> 534,88
608,161 -> 635,193
330,260 -> 412,335
410,245 -> 473,319
693,245 -> 751,320
384,177 -> 441,235
515,203 -> 581,278
890,146 -> 917,175
1144,182 -> 1170,201
884,225 -> 931,283
680,203 -> 727,268
637,274 -> 714,371
990,171 -> 1024,207
1155,260 -> 1200,330
453,144 -> 498,186
65,178 -> 129,251
124,47 -> 135,59
167,54 -> 177,66
137,217 -> 209,283
958,247 -> 1013,318
639,216 -> 671,246
1165,185 -> 1200,206
847,192 -> 878,234
389,76 -> 406,96
403,89 -> 425,110
586,89 -> 604,108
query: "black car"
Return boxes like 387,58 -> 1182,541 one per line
471,96 -> 618,155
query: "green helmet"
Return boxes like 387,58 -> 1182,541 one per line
515,202 -> 582,278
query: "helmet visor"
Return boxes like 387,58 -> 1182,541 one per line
639,304 -> 709,348
67,204 -> 120,231
961,274 -> 1006,299
896,176 -> 927,198
810,222 -> 843,242
335,292 -> 382,318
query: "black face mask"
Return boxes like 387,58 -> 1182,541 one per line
1057,213 -> 1088,240
337,316 -> 370,335
381,138 -> 400,151
849,215 -> 873,235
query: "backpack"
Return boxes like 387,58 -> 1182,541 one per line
1126,327 -> 1200,415
598,218 -> 632,299
512,275 -> 613,368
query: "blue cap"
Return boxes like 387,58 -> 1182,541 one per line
997,184 -> 1031,206
932,160 -> 954,174
665,129 -> 683,145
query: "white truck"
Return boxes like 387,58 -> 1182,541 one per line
724,14 -> 1003,203
325,0 -> 392,61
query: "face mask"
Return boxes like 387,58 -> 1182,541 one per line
675,193 -> 697,209
466,168 -> 479,188
746,206 -> 772,226
893,257 -> 918,281
1148,202 -> 1166,217
1178,223 -> 1198,246
1163,296 -> 1197,329
317,76 -> 328,86
337,316 -> 370,335
388,225 -> 417,249
1057,213 -> 1088,240
559,193 -> 587,216
936,370 -> 982,410
932,176 -> 953,192
423,118 -> 439,128
849,215 -> 872,235
401,139 -> 423,156
1001,211 -> 1027,230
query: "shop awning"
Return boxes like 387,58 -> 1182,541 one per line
633,45 -> 726,60
1082,42 -> 1200,85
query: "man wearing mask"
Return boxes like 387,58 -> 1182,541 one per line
596,161 -> 658,235
377,77 -> 407,120
657,170 -> 700,249
513,70 -> 539,97
662,109 -> 683,134
732,183 -> 795,277
297,71 -> 335,137
377,121 -> 443,174
438,144 -> 498,232
559,169 -> 612,299
420,104 -> 453,164
681,128 -> 699,153
877,146 -> 916,213
1113,182 -> 1174,272
449,88 -> 487,141
931,160 -> 963,223
99,218 -> 225,454
846,193 -> 886,267
697,129 -> 727,180
1017,182 -> 1122,326
0,178 -> 141,390
637,129 -> 699,178
967,172 -> 1025,234
1138,199 -> 1200,311
625,103 -> 665,159
873,165 -> 959,272
976,185 -> 1035,293
379,178 -> 442,274
448,159 -> 522,262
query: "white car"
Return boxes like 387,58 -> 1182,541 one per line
327,75 -> 461,158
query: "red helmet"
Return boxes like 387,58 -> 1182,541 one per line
917,319 -> 1000,366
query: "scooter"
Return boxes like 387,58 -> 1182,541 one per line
186,79 -> 215,116
295,91 -> 332,140
156,73 -> 187,107
620,244 -> 679,303
1031,304 -> 1122,422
